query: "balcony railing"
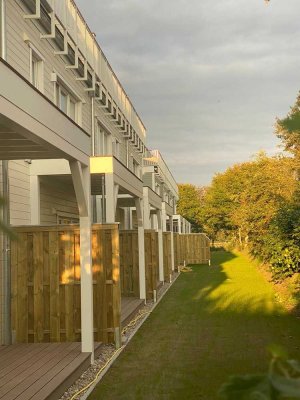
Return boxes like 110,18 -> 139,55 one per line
143,150 -> 178,198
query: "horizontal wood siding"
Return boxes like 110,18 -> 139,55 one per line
11,224 -> 120,344
119,230 -> 139,298
6,1 -> 92,133
40,178 -> 78,224
9,161 -> 31,226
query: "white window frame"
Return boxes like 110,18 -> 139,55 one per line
29,43 -> 44,93
132,156 -> 141,179
51,72 -> 83,126
112,138 -> 120,159
56,211 -> 79,225
95,123 -> 112,156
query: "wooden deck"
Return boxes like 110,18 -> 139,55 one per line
121,297 -> 144,328
0,342 -> 102,400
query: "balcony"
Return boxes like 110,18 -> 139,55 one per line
0,58 -> 90,164
143,149 -> 178,200
90,156 -> 143,198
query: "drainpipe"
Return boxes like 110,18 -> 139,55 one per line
91,97 -> 96,221
1,0 -> 11,345
91,97 -> 95,157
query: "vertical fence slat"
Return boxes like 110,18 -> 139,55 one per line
33,232 -> 44,342
11,224 -> 121,345
17,233 -> 28,342
49,231 -> 60,342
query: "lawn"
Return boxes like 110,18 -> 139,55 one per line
88,251 -> 300,400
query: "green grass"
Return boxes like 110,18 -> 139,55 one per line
88,251 -> 300,400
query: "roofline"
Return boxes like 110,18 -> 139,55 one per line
71,0 -> 147,132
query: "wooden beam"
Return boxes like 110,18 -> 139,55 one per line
69,161 -> 88,218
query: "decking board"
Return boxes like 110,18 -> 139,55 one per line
121,297 -> 144,328
0,343 -> 101,400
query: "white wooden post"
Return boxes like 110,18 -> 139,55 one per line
69,161 -> 94,361
30,175 -> 40,225
169,215 -> 175,271
105,173 -> 115,223
162,202 -> 167,232
143,188 -> 151,229
156,210 -> 164,282
135,197 -> 146,300
178,216 -> 182,234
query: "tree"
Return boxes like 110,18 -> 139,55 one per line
201,153 -> 297,248
177,184 -> 205,232
276,92 -> 300,169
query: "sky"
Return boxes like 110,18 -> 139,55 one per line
76,0 -> 300,185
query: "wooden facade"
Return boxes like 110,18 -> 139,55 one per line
174,233 -> 211,266
144,230 -> 159,300
163,232 -> 172,282
11,224 -> 120,344
11,225 -> 210,346
119,230 -> 139,298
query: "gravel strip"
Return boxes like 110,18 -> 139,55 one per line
59,273 -> 179,400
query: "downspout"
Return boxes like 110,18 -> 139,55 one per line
91,97 -> 95,157
91,97 -> 96,221
1,0 -> 11,345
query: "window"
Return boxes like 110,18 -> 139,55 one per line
94,124 -> 112,156
132,158 -> 140,178
29,46 -> 44,92
57,211 -> 79,225
55,82 -> 80,123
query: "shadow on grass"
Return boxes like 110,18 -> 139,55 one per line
88,250 -> 300,400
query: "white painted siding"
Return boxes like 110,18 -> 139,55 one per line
40,177 -> 78,224
5,0 -> 92,133
9,161 -> 31,226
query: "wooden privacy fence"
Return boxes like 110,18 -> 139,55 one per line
173,233 -> 181,271
163,232 -> 172,282
11,224 -> 120,344
176,233 -> 211,265
144,230 -> 159,300
119,230 -> 139,298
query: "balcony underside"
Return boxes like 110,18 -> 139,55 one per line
91,156 -> 143,198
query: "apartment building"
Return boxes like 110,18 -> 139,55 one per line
0,0 -> 181,363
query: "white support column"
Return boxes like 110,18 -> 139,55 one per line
105,173 -> 115,223
178,216 -> 182,234
69,161 -> 94,361
129,207 -> 133,229
135,197 -> 146,301
143,188 -> 151,230
169,215 -> 175,271
162,202 -> 167,232
156,210 -> 164,282
114,184 -> 119,215
30,175 -> 40,225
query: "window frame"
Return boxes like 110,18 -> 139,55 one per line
29,44 -> 44,93
94,123 -> 112,156
51,72 -> 83,125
